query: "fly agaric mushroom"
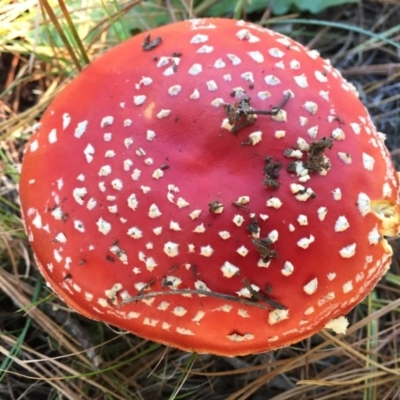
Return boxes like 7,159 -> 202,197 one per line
19,18 -> 400,356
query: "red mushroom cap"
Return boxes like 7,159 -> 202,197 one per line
19,18 -> 400,356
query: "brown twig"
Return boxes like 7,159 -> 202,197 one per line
120,289 -> 280,311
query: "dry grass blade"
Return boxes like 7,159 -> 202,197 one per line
38,0 -> 83,71
57,0 -> 90,65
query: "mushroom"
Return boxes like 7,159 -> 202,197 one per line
19,18 -> 400,356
